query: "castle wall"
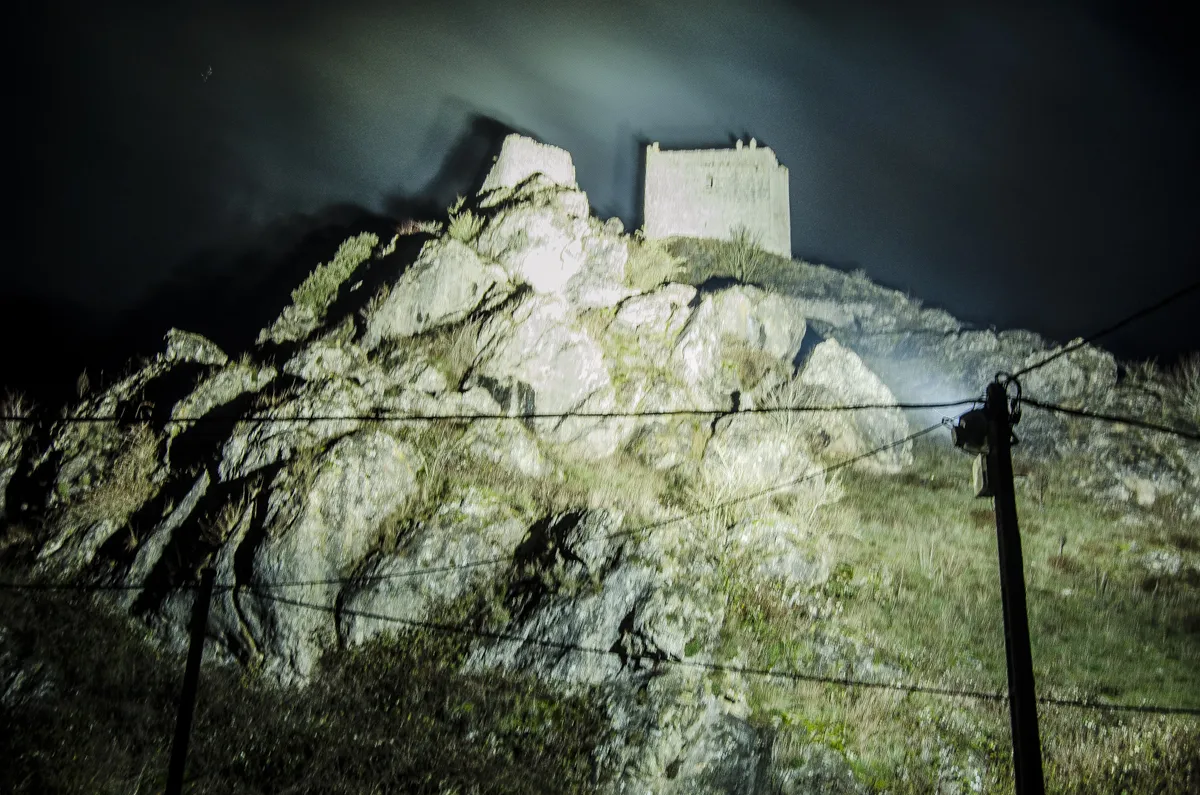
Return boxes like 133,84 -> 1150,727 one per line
642,141 -> 791,257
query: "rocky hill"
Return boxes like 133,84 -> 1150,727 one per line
2,135 -> 1198,794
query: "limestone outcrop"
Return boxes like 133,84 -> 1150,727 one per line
3,133 -> 1197,794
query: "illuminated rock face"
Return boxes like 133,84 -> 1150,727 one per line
11,133 -> 1200,795
480,134 -> 577,193
643,139 -> 791,257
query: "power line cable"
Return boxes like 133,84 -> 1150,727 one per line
238,422 -> 948,591
250,588 -> 1200,717
0,400 -> 978,426
0,423 -> 948,594
1022,397 -> 1200,442
1012,278 -> 1200,380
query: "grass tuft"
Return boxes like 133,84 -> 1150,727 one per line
290,233 -> 378,315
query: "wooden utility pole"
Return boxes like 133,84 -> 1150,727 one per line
985,381 -> 1045,794
165,567 -> 216,795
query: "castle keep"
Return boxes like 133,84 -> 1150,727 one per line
642,139 -> 791,257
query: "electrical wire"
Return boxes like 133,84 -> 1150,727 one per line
1012,278 -> 1200,380
250,588 -> 1200,717
0,423 -> 947,593
0,399 -> 977,427
1022,397 -> 1200,442
4,415 -> 1197,717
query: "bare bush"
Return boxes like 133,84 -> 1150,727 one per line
359,282 -> 392,322
62,424 -> 160,531
725,225 -> 767,283
1166,352 -> 1200,423
1,390 -> 33,448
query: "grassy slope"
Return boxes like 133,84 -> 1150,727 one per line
663,236 -> 1200,792
0,582 -> 611,795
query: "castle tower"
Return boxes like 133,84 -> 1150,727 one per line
642,139 -> 791,257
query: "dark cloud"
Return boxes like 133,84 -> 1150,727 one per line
10,0 -> 1198,397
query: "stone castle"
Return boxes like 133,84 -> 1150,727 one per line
477,134 -> 792,258
642,138 -> 791,257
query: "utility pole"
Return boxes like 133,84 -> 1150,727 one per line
165,567 -> 216,795
985,380 -> 1045,794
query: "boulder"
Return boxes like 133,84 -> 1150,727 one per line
480,134 -> 577,194
218,378 -> 371,481
363,238 -> 513,346
1018,340 -> 1118,404
169,362 -> 277,438
476,206 -> 592,294
794,339 -> 912,472
469,512 -> 659,685
164,328 -> 228,366
702,413 -> 825,499
563,234 -> 639,309
671,286 -> 807,401
237,430 -> 422,679
475,293 -> 610,416
340,489 -> 529,645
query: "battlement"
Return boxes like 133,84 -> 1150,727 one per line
643,138 -> 791,257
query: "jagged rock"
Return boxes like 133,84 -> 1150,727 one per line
218,378 -> 370,481
340,489 -> 530,645
16,130 -> 1200,795
164,328 -> 228,366
1018,340 -> 1118,404
257,233 -> 379,346
464,420 -> 549,478
480,134 -> 578,194
122,469 -> 211,593
412,363 -> 448,394
666,704 -> 772,795
614,284 -> 697,338
474,293 -> 623,456
362,238 -> 513,346
169,362 -> 277,435
476,206 -> 593,294
256,301 -> 321,346
794,339 -> 912,472
671,286 -> 807,402
702,413 -> 826,498
284,336 -> 368,382
0,422 -> 30,520
236,430 -> 422,679
563,233 -> 639,309
469,512 -> 658,685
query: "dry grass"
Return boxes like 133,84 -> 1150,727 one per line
1167,352 -> 1200,423
1123,353 -> 1200,426
424,317 -> 482,389
1,390 -> 33,448
61,424 -> 160,531
0,582 -> 613,795
625,237 -> 685,291
290,233 -> 378,315
359,282 -> 392,322
201,490 -> 251,547
446,195 -> 485,244
721,338 -> 788,394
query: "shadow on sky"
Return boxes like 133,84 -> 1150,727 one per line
1,113 -> 525,408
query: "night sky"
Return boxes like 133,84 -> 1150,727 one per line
7,0 -> 1198,401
